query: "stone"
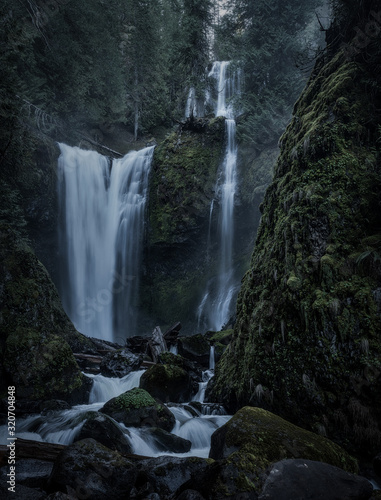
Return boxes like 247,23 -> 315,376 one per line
209,407 -> 358,473
178,334 -> 211,366
374,452 -> 381,477
144,427 -> 192,453
100,387 -> 175,431
74,411 -> 133,455
100,348 -> 142,378
140,363 -> 193,403
258,459 -> 373,500
135,456 -> 211,498
48,438 -> 137,500
0,458 -> 53,489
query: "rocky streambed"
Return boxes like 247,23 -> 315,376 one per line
0,329 -> 379,499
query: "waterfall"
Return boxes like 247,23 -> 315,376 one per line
57,144 -> 154,342
193,346 -> 215,403
197,61 -> 241,331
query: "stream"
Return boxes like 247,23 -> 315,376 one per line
0,349 -> 231,458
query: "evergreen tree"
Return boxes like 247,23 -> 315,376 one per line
215,0 -> 324,150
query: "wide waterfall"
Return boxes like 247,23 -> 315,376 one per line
57,144 -> 154,342
197,61 -> 241,331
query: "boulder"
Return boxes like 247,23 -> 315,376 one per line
140,363 -> 193,403
100,387 -> 175,431
144,427 -> 192,453
74,411 -> 133,455
0,458 -> 53,489
178,334 -> 210,366
258,459 -> 373,500
209,407 -> 358,473
48,438 -> 137,500
134,456 -> 211,498
100,348 -> 142,378
374,452 -> 381,477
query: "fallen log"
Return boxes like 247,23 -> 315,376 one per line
148,326 -> 167,363
73,353 -> 103,364
0,438 -> 66,465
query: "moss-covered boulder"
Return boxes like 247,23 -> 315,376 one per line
139,363 -> 192,403
0,225 -> 94,401
178,334 -> 211,366
210,407 -> 358,473
3,327 -> 85,401
100,387 -> 175,431
212,42 -> 381,455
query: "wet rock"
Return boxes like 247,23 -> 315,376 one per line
0,459 -> 53,489
258,459 -> 373,500
144,427 -> 192,453
125,335 -> 149,354
48,438 -> 137,500
100,387 -> 175,431
177,454 -> 260,500
40,400 -> 71,415
0,483 -> 46,500
176,490 -> 207,500
374,452 -> 381,477
135,456 -> 211,498
178,334 -> 210,366
140,363 -> 192,403
209,407 -> 358,473
74,411 -> 133,455
100,348 -> 142,378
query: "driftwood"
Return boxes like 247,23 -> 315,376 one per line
73,353 -> 103,364
0,438 -> 66,465
148,326 -> 167,363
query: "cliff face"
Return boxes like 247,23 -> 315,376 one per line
212,42 -> 381,454
141,117 -> 226,333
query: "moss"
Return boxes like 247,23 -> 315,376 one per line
4,327 -> 83,399
220,407 -> 358,474
109,388 -> 158,411
212,46 -> 381,456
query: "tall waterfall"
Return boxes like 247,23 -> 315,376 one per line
197,61 -> 241,331
58,144 -> 154,342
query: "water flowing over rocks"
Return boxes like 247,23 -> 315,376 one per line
74,411 -> 133,455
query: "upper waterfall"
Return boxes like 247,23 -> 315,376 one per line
197,61 -> 241,331
57,144 -> 154,342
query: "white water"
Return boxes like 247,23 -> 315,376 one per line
193,345 -> 215,403
0,348 -> 231,457
197,61 -> 241,331
58,144 -> 154,342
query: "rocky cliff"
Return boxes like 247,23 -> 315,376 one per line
212,23 -> 381,456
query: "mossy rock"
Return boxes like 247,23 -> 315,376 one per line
212,47 -> 381,455
0,224 -> 95,354
74,411 -> 133,455
100,387 -> 175,431
139,363 -> 192,403
210,407 -> 358,473
3,327 -> 84,401
178,334 -> 210,365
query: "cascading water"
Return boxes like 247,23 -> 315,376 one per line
193,345 -> 215,403
0,356 -> 231,457
58,144 -> 154,342
197,61 -> 241,331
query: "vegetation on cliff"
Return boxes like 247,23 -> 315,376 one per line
212,1 -> 381,456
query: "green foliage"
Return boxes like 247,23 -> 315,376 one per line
214,0 -> 325,150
